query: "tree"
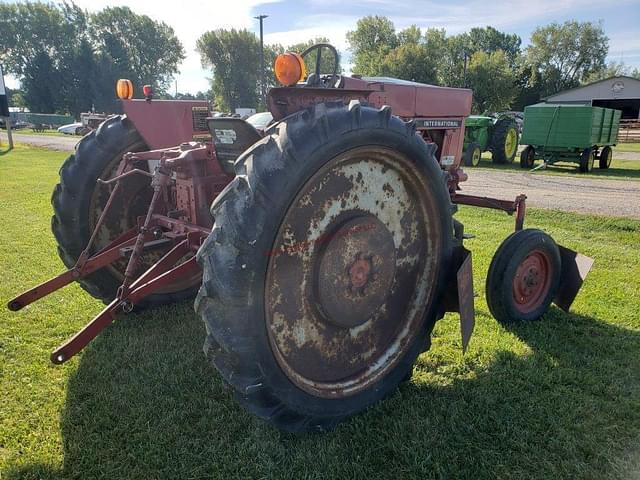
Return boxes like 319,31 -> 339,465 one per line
525,20 -> 608,96
584,61 -> 636,83
466,50 -> 516,113
438,32 -> 469,87
90,7 -> 185,95
0,2 -> 184,114
0,2 -> 80,113
397,25 -> 422,46
347,16 -> 397,75
5,87 -> 26,109
197,29 -> 261,111
468,26 -> 521,68
379,42 -> 439,84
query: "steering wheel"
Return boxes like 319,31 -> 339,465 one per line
300,43 -> 339,88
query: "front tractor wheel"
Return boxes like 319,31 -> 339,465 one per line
486,229 -> 561,324
463,142 -> 482,167
195,103 -> 453,432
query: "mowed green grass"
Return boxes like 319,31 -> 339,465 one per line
1,144 -> 639,479
1,129 -> 72,137
474,149 -> 640,180
615,142 -> 640,153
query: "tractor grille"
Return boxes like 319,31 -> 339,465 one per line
192,106 -> 209,132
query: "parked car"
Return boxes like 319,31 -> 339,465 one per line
246,111 -> 273,134
57,122 -> 83,135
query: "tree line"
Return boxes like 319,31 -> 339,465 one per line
0,2 -> 184,116
197,17 -> 638,114
2,3 -> 639,116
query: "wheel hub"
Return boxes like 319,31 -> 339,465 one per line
505,128 -> 517,157
512,251 -> 551,313
315,216 -> 396,329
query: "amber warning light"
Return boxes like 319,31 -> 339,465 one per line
116,79 -> 133,100
274,52 -> 306,86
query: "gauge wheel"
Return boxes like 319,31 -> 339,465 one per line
486,229 -> 561,324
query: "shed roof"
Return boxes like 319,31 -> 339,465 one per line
544,76 -> 640,102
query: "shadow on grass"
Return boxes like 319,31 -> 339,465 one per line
8,305 -> 640,479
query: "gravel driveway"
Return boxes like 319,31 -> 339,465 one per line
462,170 -> 640,219
4,131 -> 639,219
1,132 -> 78,151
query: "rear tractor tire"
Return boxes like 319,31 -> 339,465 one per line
486,229 -> 561,324
51,115 -> 199,305
463,142 -> 482,167
491,118 -> 519,164
599,146 -> 612,169
195,102 -> 454,432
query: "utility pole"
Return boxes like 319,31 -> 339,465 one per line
254,14 -> 268,108
462,50 -> 468,89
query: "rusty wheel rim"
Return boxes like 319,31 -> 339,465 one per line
512,250 -> 552,314
265,146 -> 442,398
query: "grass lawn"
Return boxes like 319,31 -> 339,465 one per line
1,144 -> 639,479
615,142 -> 640,153
473,150 -> 640,181
0,129 -> 72,137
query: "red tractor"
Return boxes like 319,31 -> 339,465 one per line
9,44 -> 592,432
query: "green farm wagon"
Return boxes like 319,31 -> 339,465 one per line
519,104 -> 621,173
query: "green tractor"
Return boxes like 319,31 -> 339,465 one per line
462,115 -> 520,166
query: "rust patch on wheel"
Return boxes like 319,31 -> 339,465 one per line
265,146 -> 443,398
512,250 -> 552,314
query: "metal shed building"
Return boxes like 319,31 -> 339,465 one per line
543,76 -> 640,119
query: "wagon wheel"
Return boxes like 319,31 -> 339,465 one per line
520,145 -> 535,169
464,142 -> 482,167
486,229 -> 561,324
195,102 -> 453,432
579,147 -> 595,173
599,146 -> 612,169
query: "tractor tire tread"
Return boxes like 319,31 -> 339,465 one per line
195,102 -> 451,432
491,118 -> 519,164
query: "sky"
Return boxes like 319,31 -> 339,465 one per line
3,0 -> 640,93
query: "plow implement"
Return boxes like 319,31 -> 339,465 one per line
9,142 -> 220,363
